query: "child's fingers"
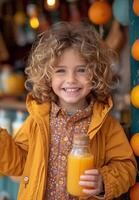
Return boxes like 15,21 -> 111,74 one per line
82,188 -> 99,195
84,169 -> 99,175
79,180 -> 97,188
79,169 -> 104,196
80,175 -> 97,181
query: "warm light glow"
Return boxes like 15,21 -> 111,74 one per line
47,0 -> 56,6
44,0 -> 59,10
29,17 -> 39,29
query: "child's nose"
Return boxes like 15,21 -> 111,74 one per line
66,72 -> 76,83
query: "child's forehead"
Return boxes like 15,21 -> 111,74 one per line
56,48 -> 86,65
58,48 -> 85,59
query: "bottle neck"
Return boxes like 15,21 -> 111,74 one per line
70,144 -> 91,156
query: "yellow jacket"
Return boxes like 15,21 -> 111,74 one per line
0,93 -> 137,200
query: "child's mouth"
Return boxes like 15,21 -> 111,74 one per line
64,88 -> 80,92
63,88 -> 81,95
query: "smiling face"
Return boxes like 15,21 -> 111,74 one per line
51,48 -> 92,112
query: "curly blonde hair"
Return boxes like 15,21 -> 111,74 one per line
25,21 -> 119,103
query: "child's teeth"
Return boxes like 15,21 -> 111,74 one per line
65,88 -> 78,92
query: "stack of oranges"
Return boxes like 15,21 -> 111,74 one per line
129,1 -> 139,199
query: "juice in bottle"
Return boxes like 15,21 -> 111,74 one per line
67,134 -> 94,196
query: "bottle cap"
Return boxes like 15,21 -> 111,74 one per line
73,134 -> 89,146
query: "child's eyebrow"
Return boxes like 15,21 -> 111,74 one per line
56,65 -> 86,68
56,65 -> 66,68
76,65 -> 86,67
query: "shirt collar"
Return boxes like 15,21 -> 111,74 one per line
51,98 -> 94,118
51,102 -> 61,117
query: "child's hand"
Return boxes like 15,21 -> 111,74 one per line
79,169 -> 104,197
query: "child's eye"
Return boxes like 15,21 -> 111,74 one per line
77,68 -> 86,73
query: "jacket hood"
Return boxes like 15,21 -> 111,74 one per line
26,92 -> 51,117
26,92 -> 113,138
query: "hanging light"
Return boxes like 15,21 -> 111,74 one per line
27,4 -> 38,17
44,0 -> 59,11
29,16 -> 39,29
27,4 -> 40,29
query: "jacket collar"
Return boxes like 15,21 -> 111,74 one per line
26,93 -> 113,138
26,92 -> 51,117
88,97 -> 113,139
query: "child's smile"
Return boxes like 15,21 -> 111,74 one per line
62,87 -> 81,95
61,87 -> 83,103
51,48 -> 92,112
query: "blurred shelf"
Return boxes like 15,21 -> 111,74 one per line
0,100 -> 26,111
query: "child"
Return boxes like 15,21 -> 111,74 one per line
0,21 -> 137,200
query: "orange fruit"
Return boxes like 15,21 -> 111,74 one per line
130,182 -> 139,200
131,39 -> 139,61
88,0 -> 112,25
130,85 -> 139,108
130,133 -> 139,156
133,0 -> 139,16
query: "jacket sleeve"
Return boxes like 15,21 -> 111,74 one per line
0,115 -> 33,176
99,116 -> 137,200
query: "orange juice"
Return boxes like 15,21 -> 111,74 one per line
67,154 -> 94,196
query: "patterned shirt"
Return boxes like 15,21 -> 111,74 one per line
46,101 -> 93,200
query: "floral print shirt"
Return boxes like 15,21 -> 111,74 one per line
46,101 -> 93,200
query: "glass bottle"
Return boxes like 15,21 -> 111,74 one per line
67,134 -> 94,197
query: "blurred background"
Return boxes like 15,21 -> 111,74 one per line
0,0 -> 138,199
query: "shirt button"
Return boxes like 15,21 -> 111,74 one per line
24,176 -> 29,184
